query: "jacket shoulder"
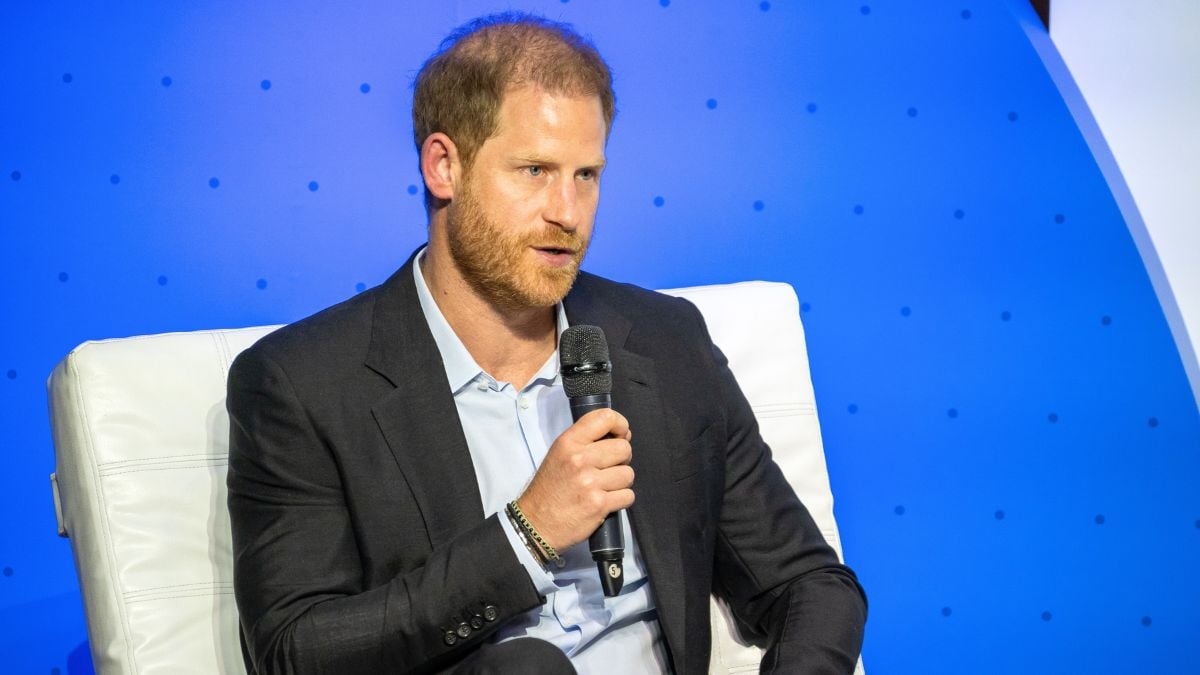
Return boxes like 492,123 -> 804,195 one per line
573,272 -> 705,324
230,284 -> 379,383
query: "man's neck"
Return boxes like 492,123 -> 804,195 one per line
420,246 -> 558,389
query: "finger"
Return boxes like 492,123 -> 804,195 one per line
572,408 -> 630,442
607,488 -> 635,512
592,437 -> 633,467
595,464 -> 635,491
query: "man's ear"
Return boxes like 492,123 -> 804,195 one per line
421,132 -> 458,202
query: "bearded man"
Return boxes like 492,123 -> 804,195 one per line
226,13 -> 866,675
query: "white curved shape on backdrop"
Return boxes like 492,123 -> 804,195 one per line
1036,0 -> 1200,408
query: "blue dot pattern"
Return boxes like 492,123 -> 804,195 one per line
753,200 -> 764,212
308,181 -> 319,192
942,607 -> 952,617
705,98 -> 717,110
653,196 -> 665,207
1,567 -> 11,577
894,505 -> 905,515
994,510 -> 1005,520
2,5 -> 1197,674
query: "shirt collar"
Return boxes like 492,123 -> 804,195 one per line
413,247 -> 568,394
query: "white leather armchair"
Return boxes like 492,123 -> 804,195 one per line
48,280 -> 863,674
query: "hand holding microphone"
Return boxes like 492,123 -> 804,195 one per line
515,325 -> 630,596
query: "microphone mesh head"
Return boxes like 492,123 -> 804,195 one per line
560,325 -> 612,397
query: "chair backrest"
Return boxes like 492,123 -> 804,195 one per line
48,280 -> 861,675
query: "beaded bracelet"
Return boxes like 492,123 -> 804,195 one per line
507,500 -> 565,569
504,509 -> 549,569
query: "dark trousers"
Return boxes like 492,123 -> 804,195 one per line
447,638 -> 576,674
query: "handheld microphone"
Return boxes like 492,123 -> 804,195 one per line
559,324 -> 624,597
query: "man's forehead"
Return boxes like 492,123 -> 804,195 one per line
488,86 -> 607,150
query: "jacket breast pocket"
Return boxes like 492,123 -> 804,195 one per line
671,420 -> 722,482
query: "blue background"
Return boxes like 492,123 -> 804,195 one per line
3,1 -> 1198,673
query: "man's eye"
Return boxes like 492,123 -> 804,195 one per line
578,169 -> 595,181
526,166 -> 544,177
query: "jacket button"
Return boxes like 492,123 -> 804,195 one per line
456,622 -> 471,638
443,632 -> 458,646
469,615 -> 484,630
483,605 -> 498,622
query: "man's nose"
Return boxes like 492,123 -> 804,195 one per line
544,176 -> 579,232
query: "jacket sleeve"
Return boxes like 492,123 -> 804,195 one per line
703,329 -> 868,674
225,345 -> 545,675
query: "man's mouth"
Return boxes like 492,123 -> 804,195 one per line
532,245 -> 579,266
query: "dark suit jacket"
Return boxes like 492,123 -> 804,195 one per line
226,253 -> 866,674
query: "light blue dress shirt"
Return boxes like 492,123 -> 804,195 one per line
413,252 -> 670,674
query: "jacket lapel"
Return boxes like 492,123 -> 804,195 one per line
364,253 -> 485,552
565,277 -> 689,673
363,262 -> 690,669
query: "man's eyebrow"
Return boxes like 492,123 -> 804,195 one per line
514,154 -> 606,169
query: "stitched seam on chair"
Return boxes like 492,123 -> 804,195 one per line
101,462 -> 228,478
752,408 -> 815,420
213,332 -> 233,382
124,586 -> 234,600
99,452 -> 228,471
98,456 -> 227,475
125,581 -> 233,600
70,354 -> 141,673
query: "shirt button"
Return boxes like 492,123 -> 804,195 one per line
476,381 -> 488,392
469,615 -> 484,630
483,605 -> 498,622
456,622 -> 471,638
519,396 -> 530,409
443,632 -> 458,646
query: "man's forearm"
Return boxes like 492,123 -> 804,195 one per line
758,565 -> 866,675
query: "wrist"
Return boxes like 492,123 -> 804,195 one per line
507,500 -> 564,569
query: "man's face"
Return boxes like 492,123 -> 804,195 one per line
446,86 -> 607,309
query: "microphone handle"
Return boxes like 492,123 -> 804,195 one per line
568,393 -> 625,597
